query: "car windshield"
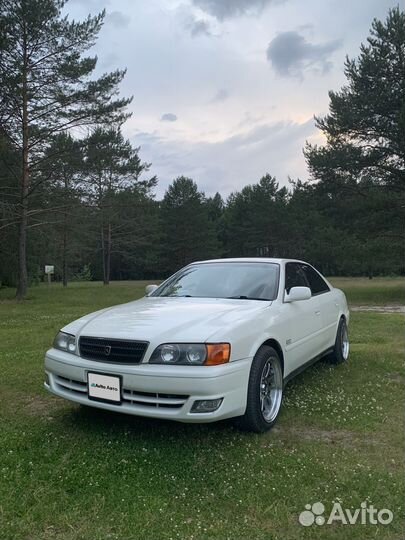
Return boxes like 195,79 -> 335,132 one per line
152,262 -> 280,300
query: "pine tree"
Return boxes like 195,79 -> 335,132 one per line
224,175 -> 289,257
0,136 -> 19,286
0,0 -> 132,298
304,7 -> 405,274
41,133 -> 84,286
159,177 -> 220,274
304,7 -> 405,192
82,127 -> 155,285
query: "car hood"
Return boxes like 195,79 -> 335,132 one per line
62,296 -> 271,342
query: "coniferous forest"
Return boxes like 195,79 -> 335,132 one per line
0,3 -> 404,298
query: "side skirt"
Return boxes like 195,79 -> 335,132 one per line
283,347 -> 334,386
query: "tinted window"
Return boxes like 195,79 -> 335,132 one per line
153,262 -> 280,301
285,263 -> 308,293
301,265 -> 330,295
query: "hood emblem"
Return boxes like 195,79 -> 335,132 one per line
104,345 -> 112,356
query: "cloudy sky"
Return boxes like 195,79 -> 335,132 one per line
69,0 -> 397,198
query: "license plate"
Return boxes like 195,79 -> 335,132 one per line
88,372 -> 122,404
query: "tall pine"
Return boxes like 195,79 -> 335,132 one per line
305,7 -> 405,192
304,7 -> 405,274
160,177 -> 220,274
82,127 -> 155,285
0,0 -> 131,298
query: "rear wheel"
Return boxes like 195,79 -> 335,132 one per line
236,345 -> 283,433
329,317 -> 349,364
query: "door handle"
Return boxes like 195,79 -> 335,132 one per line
315,310 -> 321,316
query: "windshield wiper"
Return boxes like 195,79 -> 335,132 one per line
226,295 -> 270,301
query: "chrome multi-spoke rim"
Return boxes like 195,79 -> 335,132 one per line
260,357 -> 283,423
341,323 -> 349,360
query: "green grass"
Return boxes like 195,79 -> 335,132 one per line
329,277 -> 405,305
0,279 -> 404,539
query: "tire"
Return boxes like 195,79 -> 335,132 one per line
235,345 -> 283,433
329,317 -> 350,365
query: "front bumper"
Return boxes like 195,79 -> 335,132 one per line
44,348 -> 251,423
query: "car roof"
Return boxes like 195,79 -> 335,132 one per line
190,258 -> 307,265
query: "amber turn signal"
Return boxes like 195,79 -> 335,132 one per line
205,343 -> 231,365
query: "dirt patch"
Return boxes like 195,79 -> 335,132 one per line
350,305 -> 405,314
272,425 -> 357,444
23,394 -> 64,419
386,372 -> 405,384
270,425 -> 389,449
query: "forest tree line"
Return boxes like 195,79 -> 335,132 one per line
0,2 -> 403,296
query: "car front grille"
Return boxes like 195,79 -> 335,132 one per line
79,336 -> 148,364
54,375 -> 188,409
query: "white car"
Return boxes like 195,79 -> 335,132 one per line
44,258 -> 350,432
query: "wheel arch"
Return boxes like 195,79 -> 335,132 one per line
257,338 -> 285,376
338,312 -> 348,332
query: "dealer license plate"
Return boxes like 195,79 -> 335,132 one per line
87,372 -> 121,404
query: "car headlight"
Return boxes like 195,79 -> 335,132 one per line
53,331 -> 77,354
149,343 -> 230,366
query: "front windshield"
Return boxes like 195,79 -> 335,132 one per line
152,262 -> 280,301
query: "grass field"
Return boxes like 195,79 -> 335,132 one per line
0,279 -> 404,539
329,277 -> 404,306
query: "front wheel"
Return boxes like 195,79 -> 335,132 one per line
329,317 -> 350,364
235,345 -> 283,433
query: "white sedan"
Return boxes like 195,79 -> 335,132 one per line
44,258 -> 350,432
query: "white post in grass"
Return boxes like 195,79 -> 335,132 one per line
45,265 -> 54,286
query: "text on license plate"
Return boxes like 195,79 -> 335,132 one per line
87,372 -> 121,403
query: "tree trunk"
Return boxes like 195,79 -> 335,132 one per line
16,197 -> 28,300
62,178 -> 68,287
104,222 -> 111,285
62,212 -> 68,287
16,33 -> 29,300
101,224 -> 107,285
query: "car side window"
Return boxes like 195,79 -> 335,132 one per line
301,265 -> 330,295
285,263 -> 308,293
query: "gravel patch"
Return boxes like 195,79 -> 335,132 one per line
350,305 -> 405,314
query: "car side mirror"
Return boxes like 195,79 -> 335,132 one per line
284,286 -> 312,302
145,284 -> 158,296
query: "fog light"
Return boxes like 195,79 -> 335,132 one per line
190,398 -> 223,413
44,372 -> 50,386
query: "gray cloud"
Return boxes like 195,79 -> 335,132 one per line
266,31 -> 341,77
132,119 -> 315,198
67,0 -> 399,199
69,0 -> 109,7
211,88 -> 230,102
190,18 -> 212,37
177,5 -> 214,38
106,11 -> 129,28
192,0 -> 277,20
160,113 -> 178,122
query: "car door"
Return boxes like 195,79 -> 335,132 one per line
281,262 -> 323,373
301,264 -> 339,350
